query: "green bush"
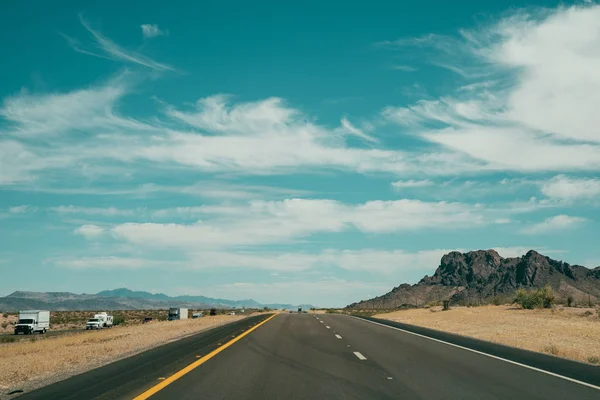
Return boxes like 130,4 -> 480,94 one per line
514,286 -> 555,309
0,336 -> 16,343
2,312 -> 8,318
113,316 -> 125,326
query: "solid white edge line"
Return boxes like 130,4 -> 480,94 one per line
335,334 -> 343,339
353,316 -> 600,391
353,351 -> 367,360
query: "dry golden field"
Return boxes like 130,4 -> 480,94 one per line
0,315 -> 245,398
374,305 -> 600,365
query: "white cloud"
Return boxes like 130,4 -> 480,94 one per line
391,179 -> 434,188
142,95 -> 477,176
65,16 -> 175,71
383,5 -> 600,173
74,224 -> 106,238
9,205 -> 37,214
141,24 -> 166,38
540,175 -> 600,201
53,205 -> 138,216
392,65 -> 418,72
521,214 -> 586,235
53,256 -> 169,269
110,198 -> 520,249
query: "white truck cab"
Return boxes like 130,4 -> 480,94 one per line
14,310 -> 50,335
86,318 -> 104,330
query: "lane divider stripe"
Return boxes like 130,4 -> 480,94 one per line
133,314 -> 277,400
353,351 -> 367,360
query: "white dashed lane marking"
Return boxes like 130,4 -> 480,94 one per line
326,326 -> 331,329
353,351 -> 367,360
335,334 -> 342,339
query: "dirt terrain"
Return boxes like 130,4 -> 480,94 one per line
374,305 -> 600,365
0,314 -> 246,398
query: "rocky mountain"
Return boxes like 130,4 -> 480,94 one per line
0,288 -> 315,312
347,250 -> 600,309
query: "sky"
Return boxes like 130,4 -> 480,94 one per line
1,0 -> 600,307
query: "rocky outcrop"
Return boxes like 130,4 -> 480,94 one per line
347,250 -> 600,309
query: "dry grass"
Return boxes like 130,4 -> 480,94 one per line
0,315 -> 244,396
374,305 -> 600,365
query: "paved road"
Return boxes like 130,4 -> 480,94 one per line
16,313 -> 600,400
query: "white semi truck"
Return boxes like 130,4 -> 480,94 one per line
14,310 -> 50,335
168,308 -> 188,321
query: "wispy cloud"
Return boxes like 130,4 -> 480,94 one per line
141,24 -> 167,38
521,215 -> 586,235
65,15 -> 175,71
391,179 -> 433,188
9,205 -> 37,214
74,224 -> 106,239
540,175 -> 600,202
381,5 -> 600,173
391,65 -> 418,72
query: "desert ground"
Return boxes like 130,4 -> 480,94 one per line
0,314 -> 246,398
373,305 -> 600,365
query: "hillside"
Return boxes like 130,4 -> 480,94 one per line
0,288 -> 315,311
347,250 -> 600,309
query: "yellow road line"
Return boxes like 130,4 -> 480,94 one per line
133,314 -> 277,400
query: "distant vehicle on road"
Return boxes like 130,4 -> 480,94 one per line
142,317 -> 153,324
86,318 -> 104,330
298,306 -> 302,313
192,312 -> 203,319
210,308 -> 217,316
168,308 -> 188,321
14,310 -> 50,335
93,312 -> 113,328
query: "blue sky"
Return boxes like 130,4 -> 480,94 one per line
1,1 -> 600,307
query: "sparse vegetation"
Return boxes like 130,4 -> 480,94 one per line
0,315 -> 244,394
514,286 -> 555,309
374,305 -> 600,365
567,296 -> 574,307
2,312 -> 8,318
543,344 -> 560,356
588,356 -> 599,364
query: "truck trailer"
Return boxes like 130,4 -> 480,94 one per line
14,310 -> 50,335
168,307 -> 188,321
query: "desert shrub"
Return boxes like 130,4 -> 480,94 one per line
113,316 -> 125,326
1,322 -> 8,329
588,356 -> 599,365
543,344 -> 560,356
492,297 -> 502,306
2,312 -> 8,318
0,336 -> 16,343
567,296 -> 574,307
581,310 -> 593,317
514,286 -> 555,309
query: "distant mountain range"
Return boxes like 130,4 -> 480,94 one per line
347,250 -> 600,309
0,288 -> 315,312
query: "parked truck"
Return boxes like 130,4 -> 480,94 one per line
168,307 -> 188,321
14,310 -> 50,335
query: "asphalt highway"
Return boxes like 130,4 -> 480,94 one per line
16,313 -> 600,400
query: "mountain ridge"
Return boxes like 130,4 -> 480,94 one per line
347,249 -> 600,309
0,288 -> 315,311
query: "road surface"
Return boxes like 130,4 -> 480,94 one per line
16,313 -> 600,400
